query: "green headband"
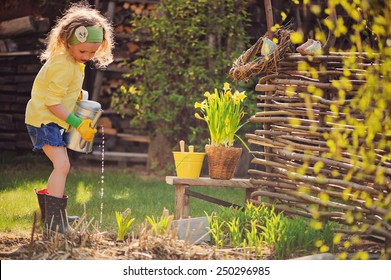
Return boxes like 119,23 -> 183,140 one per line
69,26 -> 104,45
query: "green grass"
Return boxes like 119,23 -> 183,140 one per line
0,151 -> 244,235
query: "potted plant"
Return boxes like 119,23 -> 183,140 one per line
194,82 -> 247,179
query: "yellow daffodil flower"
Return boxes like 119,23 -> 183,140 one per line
194,102 -> 203,109
194,113 -> 203,120
194,82 -> 247,147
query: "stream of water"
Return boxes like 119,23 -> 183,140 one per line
99,126 -> 105,225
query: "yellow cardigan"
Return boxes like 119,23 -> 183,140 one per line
25,52 -> 85,130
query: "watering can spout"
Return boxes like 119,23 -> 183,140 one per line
91,109 -> 103,128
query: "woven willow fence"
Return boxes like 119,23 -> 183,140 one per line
243,52 -> 391,248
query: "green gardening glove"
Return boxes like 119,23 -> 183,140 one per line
66,113 -> 97,142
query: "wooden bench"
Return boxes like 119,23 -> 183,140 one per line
80,133 -> 151,169
85,150 -> 148,163
165,176 -> 257,219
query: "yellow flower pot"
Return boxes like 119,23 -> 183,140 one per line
173,152 -> 205,178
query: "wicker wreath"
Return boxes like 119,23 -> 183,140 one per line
229,27 -> 293,81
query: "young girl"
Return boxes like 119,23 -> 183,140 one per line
25,2 -> 114,234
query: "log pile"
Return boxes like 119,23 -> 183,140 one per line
0,55 -> 41,150
246,52 -> 391,244
0,0 -> 50,151
110,1 -> 157,60
0,16 -> 49,53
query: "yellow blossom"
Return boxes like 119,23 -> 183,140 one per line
194,113 -> 203,120
194,102 -> 203,109
233,90 -> 246,102
128,86 -> 138,95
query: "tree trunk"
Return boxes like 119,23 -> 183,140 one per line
148,130 -> 173,174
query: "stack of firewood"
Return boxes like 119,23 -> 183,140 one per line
0,16 -> 49,52
111,1 -> 157,59
0,3 -> 50,150
246,52 -> 391,244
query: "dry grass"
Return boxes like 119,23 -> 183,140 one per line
0,213 -> 273,260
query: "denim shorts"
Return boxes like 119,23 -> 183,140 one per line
26,123 -> 66,151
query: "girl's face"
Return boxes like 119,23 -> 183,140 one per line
68,42 -> 102,64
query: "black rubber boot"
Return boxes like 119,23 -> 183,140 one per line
35,188 -> 79,224
44,194 -> 72,234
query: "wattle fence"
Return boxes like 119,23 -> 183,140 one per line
240,51 -> 390,251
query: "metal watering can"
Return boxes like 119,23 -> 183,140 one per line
64,100 -> 103,153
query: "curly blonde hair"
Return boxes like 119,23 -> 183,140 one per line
41,2 -> 114,68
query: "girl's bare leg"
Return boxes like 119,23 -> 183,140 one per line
42,145 -> 70,198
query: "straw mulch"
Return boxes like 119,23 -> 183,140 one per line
1,230 -> 385,260
0,231 -> 273,260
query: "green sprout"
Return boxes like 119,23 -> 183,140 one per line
146,215 -> 171,235
115,208 -> 135,241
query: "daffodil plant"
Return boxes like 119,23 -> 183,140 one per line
195,83 -> 247,147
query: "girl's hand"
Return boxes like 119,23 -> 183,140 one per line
77,119 -> 97,142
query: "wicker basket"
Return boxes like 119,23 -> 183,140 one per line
205,145 -> 242,180
229,27 -> 293,82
